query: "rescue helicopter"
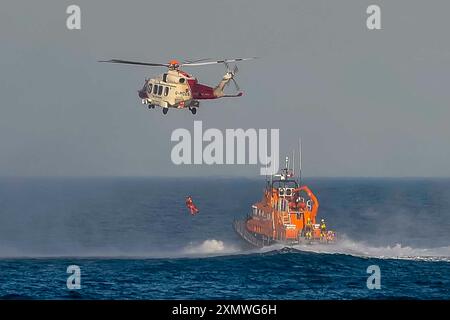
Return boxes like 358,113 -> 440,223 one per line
99,57 -> 257,115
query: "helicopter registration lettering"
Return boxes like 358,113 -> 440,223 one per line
175,90 -> 189,96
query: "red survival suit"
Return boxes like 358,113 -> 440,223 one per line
186,196 -> 199,215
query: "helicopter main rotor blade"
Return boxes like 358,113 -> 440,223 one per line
98,59 -> 169,67
183,58 -> 212,64
182,57 -> 259,67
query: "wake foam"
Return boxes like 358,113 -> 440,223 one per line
260,235 -> 450,262
181,239 -> 240,257
0,239 -> 241,259
2,236 -> 449,262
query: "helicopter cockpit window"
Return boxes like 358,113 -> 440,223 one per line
163,73 -> 168,82
164,87 -> 169,96
158,85 -> 163,96
153,85 -> 158,95
179,78 -> 185,84
147,83 -> 153,93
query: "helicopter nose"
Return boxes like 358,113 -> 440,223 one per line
138,89 -> 147,99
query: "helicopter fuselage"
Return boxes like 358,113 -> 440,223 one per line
138,69 -> 241,113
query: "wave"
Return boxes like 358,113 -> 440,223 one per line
181,239 -> 240,257
169,237 -> 450,262
0,239 -> 242,259
258,235 -> 450,262
2,236 -> 450,262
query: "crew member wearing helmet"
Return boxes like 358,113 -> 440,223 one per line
305,217 -> 313,240
320,219 -> 327,239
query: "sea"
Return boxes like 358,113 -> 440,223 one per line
0,177 -> 449,299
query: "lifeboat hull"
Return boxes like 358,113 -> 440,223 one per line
233,218 -> 336,248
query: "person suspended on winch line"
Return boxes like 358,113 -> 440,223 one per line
186,195 -> 199,215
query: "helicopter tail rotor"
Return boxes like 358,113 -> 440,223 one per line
231,78 -> 241,92
223,63 -> 242,93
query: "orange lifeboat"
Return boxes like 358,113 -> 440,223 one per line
233,156 -> 336,247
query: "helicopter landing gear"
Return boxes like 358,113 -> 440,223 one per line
190,101 -> 199,115
162,107 -> 169,115
148,104 -> 155,109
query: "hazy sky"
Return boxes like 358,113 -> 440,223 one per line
1,0 -> 449,177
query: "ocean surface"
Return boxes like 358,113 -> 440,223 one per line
0,177 -> 450,299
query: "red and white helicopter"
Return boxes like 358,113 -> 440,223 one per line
99,57 -> 257,115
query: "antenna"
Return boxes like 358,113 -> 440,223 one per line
299,138 -> 302,184
292,150 -> 295,177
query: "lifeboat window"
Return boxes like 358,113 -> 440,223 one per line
158,85 -> 163,96
153,85 -> 158,95
164,87 -> 169,96
147,83 -> 153,93
179,78 -> 185,84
